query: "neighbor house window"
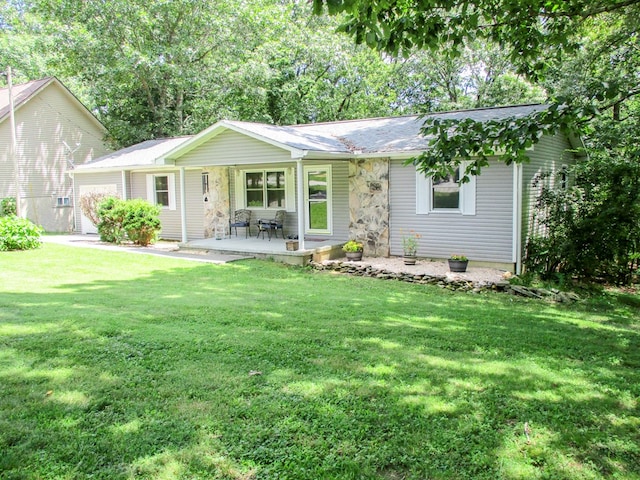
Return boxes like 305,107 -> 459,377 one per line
244,170 -> 286,208
56,196 -> 71,207
146,173 -> 176,210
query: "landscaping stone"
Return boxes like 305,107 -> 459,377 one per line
309,259 -> 581,302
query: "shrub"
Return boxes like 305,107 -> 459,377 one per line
122,199 -> 161,246
0,216 -> 43,251
80,192 -> 114,227
96,197 -> 126,243
1,197 -> 17,217
96,197 -> 161,246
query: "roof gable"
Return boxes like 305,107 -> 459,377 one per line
0,76 -> 106,133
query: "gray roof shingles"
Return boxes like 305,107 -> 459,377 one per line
77,104 -> 547,169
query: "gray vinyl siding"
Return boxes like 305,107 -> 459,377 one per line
229,160 -> 349,240
0,81 -> 109,231
390,158 -> 515,263
184,169 -> 205,239
176,130 -> 291,167
130,170 -> 183,240
521,134 -> 575,245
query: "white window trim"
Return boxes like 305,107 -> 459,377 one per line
55,196 -> 72,207
416,162 -> 476,215
235,168 -> 295,212
304,164 -> 332,235
146,173 -> 176,210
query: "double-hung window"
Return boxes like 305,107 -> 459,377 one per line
146,173 -> 176,210
244,170 -> 286,208
432,170 -> 461,210
416,164 -> 476,215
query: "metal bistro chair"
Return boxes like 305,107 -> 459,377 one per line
229,209 -> 252,238
256,210 -> 286,240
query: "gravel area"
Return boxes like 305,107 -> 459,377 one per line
327,257 -> 511,285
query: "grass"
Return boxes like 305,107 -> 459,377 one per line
1,243 -> 639,480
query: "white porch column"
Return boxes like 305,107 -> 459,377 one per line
180,167 -> 188,243
121,170 -> 127,200
512,163 -> 523,274
296,158 -> 305,250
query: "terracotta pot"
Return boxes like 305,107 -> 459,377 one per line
403,255 -> 417,265
286,240 -> 299,251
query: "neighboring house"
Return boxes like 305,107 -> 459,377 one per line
73,104 -> 582,272
0,77 -> 110,232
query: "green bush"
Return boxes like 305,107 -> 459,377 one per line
96,197 -> 161,246
0,216 -> 43,251
1,197 -> 17,217
96,197 -> 126,243
122,199 -> 161,246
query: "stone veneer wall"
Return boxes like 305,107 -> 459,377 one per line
348,158 -> 390,257
203,167 -> 230,238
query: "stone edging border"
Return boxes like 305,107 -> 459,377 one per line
309,260 -> 581,303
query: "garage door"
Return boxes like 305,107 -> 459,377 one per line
78,184 -> 117,234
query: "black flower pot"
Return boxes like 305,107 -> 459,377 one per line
448,259 -> 468,272
345,251 -> 363,262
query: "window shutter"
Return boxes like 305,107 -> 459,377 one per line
234,170 -> 246,209
460,162 -> 476,215
146,174 -> 155,204
167,173 -> 176,211
416,169 -> 430,214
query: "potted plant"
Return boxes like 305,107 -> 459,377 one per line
401,230 -> 421,265
448,254 -> 469,272
342,240 -> 364,261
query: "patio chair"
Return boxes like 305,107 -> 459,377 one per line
229,209 -> 252,238
256,210 -> 286,240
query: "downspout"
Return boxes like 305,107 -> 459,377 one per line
513,163 -> 523,274
179,167 -> 188,244
296,157 -> 305,250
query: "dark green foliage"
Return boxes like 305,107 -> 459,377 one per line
0,216 -> 43,251
0,197 -> 17,217
122,199 -> 161,246
525,156 -> 640,284
96,197 -> 161,245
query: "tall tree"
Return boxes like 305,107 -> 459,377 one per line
313,0 -> 640,179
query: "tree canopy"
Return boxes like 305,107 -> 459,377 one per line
314,0 -> 640,179
2,0 -> 541,148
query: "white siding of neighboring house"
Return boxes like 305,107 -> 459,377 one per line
389,157 -> 515,265
0,81 -> 109,231
521,134 -> 576,250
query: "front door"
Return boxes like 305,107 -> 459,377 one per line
304,165 -> 332,234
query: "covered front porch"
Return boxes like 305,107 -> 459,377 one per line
180,234 -> 347,266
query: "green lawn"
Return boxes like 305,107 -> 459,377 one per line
1,244 -> 639,480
